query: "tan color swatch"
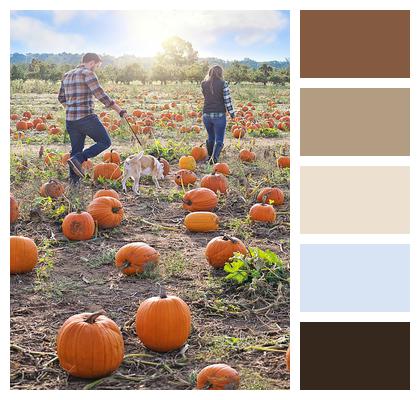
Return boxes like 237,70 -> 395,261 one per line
300,11 -> 410,78
301,167 -> 410,233
300,88 -> 410,156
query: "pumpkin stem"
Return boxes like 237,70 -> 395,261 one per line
157,283 -> 168,298
112,207 -> 122,213
85,310 -> 106,324
222,234 -> 237,243
182,199 -> 193,205
261,193 -> 271,204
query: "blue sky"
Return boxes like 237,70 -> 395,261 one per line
10,10 -> 290,61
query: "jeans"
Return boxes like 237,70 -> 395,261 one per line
66,114 -> 111,182
203,114 -> 226,145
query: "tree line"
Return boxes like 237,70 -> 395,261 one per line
10,37 -> 290,86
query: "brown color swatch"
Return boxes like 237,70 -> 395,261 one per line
300,167 -> 410,234
300,322 -> 410,390
300,11 -> 410,78
300,88 -> 410,156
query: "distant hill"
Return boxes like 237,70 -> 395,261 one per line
10,53 -> 288,70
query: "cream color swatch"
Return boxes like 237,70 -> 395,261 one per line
301,167 -> 410,233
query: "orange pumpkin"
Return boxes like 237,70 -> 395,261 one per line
159,157 -> 170,176
184,212 -> 219,232
257,187 -> 285,206
239,149 -> 256,162
10,113 -> 20,121
191,145 -> 207,161
10,195 -> 19,224
249,203 -> 276,222
32,117 -> 43,127
82,159 -> 93,170
182,188 -> 218,212
23,111 -> 32,119
200,173 -> 228,194
286,346 -> 290,371
56,311 -> 124,378
87,196 -> 124,229
44,152 -> 58,166
39,180 -> 65,198
205,235 -> 247,269
93,189 -> 120,200
133,109 -> 142,118
135,287 -> 191,352
115,242 -> 160,275
103,149 -> 121,164
48,125 -> 61,135
35,122 -> 47,131
232,126 -> 246,139
61,153 -> 71,165
174,169 -> 197,186
62,212 -> 95,241
277,156 -> 290,168
10,236 -> 38,274
197,364 -> 240,390
213,163 -> 230,176
179,155 -> 196,171
93,163 -> 122,181
16,120 -> 27,130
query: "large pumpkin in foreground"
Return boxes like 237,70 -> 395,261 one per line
136,287 -> 191,352
205,235 -> 247,269
62,211 -> 95,241
10,236 -> 38,274
196,364 -> 240,390
56,311 -> 124,379
87,196 -> 124,229
115,242 -> 160,276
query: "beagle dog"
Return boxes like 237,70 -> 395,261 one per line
122,152 -> 164,193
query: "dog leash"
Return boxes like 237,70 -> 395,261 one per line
123,115 -> 144,148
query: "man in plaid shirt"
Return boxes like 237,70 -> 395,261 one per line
58,53 -> 127,185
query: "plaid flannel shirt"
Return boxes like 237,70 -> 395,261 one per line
223,81 -> 235,118
58,65 -> 115,121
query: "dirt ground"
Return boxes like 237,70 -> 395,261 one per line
10,86 -> 290,390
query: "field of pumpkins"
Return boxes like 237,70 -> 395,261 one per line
10,82 -> 290,390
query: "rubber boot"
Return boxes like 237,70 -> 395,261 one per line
211,142 -> 224,164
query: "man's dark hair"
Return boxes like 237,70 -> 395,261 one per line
81,53 -> 102,64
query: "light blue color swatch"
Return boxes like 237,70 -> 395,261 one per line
300,244 -> 410,312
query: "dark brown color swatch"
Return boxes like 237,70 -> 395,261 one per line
300,88 -> 410,156
300,11 -> 410,77
300,322 -> 410,390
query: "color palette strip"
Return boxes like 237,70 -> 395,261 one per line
299,9 -> 411,391
300,166 -> 410,234
300,244 -> 410,312
300,322 -> 410,390
300,10 -> 410,78
300,88 -> 410,156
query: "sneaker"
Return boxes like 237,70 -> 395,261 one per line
67,156 -> 85,178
